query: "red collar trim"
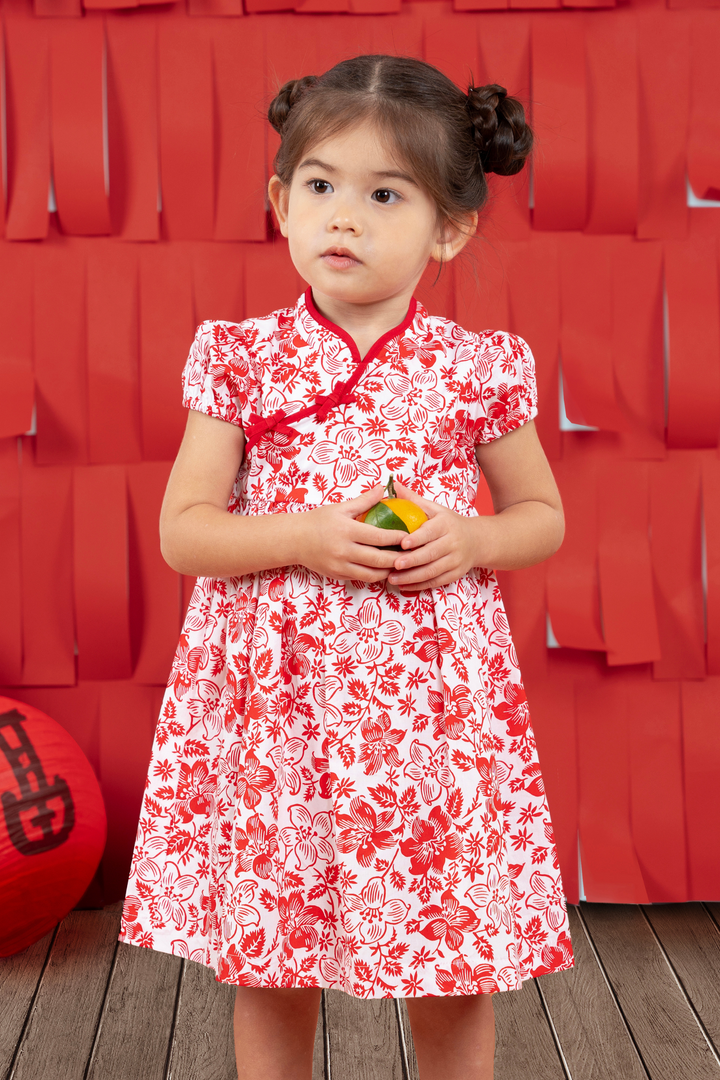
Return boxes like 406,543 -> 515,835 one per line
303,287 -> 418,367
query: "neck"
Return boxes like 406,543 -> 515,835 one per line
309,288 -> 415,358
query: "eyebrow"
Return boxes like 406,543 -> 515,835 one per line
297,157 -> 418,186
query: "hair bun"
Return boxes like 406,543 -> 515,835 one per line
268,76 -> 319,135
466,83 -> 533,176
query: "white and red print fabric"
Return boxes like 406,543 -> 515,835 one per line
119,288 -> 574,998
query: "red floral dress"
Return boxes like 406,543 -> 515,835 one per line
119,288 -> 574,998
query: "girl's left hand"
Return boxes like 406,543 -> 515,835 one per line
387,480 -> 490,591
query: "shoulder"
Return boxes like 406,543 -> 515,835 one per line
195,302 -> 298,350
419,312 -> 533,376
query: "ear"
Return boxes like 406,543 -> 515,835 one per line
268,174 -> 290,237
429,210 -> 478,264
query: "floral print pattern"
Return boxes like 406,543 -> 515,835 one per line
119,290 -> 573,998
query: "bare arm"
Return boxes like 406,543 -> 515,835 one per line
471,418 -> 564,569
159,409 -> 406,580
387,420 -> 564,590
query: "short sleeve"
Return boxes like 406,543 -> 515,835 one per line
181,321 -> 256,429
472,331 -> 538,445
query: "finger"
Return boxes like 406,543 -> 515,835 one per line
352,542 -> 407,568
389,554 -> 456,587
397,516 -> 445,550
392,480 -> 440,517
339,484 -> 386,515
352,522 -> 410,547
392,538 -> 447,571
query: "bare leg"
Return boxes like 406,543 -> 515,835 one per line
404,993 -> 495,1080
233,985 -> 322,1080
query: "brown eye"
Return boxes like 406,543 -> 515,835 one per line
372,189 -> 400,205
309,179 -> 332,194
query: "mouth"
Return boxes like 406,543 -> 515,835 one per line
320,247 -> 362,269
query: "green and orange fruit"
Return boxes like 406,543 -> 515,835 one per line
358,475 -> 427,550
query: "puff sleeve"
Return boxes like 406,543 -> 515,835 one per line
182,321 -> 257,429
471,331 -> 539,445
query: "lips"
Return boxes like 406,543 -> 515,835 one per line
320,247 -> 362,267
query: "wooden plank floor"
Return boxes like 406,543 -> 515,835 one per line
3,902 -> 720,1080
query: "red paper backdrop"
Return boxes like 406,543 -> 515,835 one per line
1,0 -> 719,908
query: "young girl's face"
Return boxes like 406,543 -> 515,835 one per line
269,120 -> 470,310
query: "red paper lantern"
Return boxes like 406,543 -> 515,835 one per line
0,696 -> 107,957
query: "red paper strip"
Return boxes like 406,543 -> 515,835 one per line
189,0 -> 242,13
415,259 -> 456,322
506,235 -> 560,460
559,235 -> 622,432
0,439 -> 22,686
575,669 -> 650,903
511,0 -> 559,12
597,462 -> 662,666
531,15 -> 588,231
49,20 -> 111,236
423,15 -> 481,87
476,15 -> 531,241
35,0 -> 82,15
349,0 -> 400,12
139,245 -> 195,461
0,243 -> 34,439
584,12 -> 638,234
213,21 -> 267,242
703,458 -> 720,676
496,564 -> 547,682
158,22 -> 214,240
367,11 -> 423,56
0,24 -> 5,236
99,682 -> 156,903
681,678 -> 720,899
664,239 -> 720,449
34,242 -> 88,465
612,239 -> 665,460
295,0 -> 349,11
0,359 -> 33,439
546,445 -> 606,651
626,675 -> 688,902
455,0 -> 507,11
106,14 -> 160,241
87,243 -> 142,464
650,455 -> 705,680
244,240 -> 306,319
454,247 -> 508,335
127,463 -> 181,685
193,243 -> 245,325
524,654 -> 578,904
4,18 -> 50,240
687,14 -> 720,200
20,439 -> 75,686
637,10 -> 690,240
73,465 -> 132,681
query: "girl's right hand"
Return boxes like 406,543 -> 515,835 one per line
295,484 -> 408,582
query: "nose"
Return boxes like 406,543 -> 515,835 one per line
327,200 -> 362,236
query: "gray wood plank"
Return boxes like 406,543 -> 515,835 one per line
324,988 -> 404,1080
167,960 -> 238,1080
398,983 -> 564,1080
643,904 -> 720,1054
0,928 -> 55,1078
537,905 -> 648,1080
11,909 -> 121,1080
86,940 -> 182,1080
582,903 -> 720,1080
493,979 -> 566,1080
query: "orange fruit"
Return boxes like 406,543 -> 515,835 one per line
358,476 -> 427,549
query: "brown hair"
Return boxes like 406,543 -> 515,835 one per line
267,55 -> 533,230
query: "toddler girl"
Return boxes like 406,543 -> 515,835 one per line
120,53 -> 573,1080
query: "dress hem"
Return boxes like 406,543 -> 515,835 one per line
117,933 -> 574,999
